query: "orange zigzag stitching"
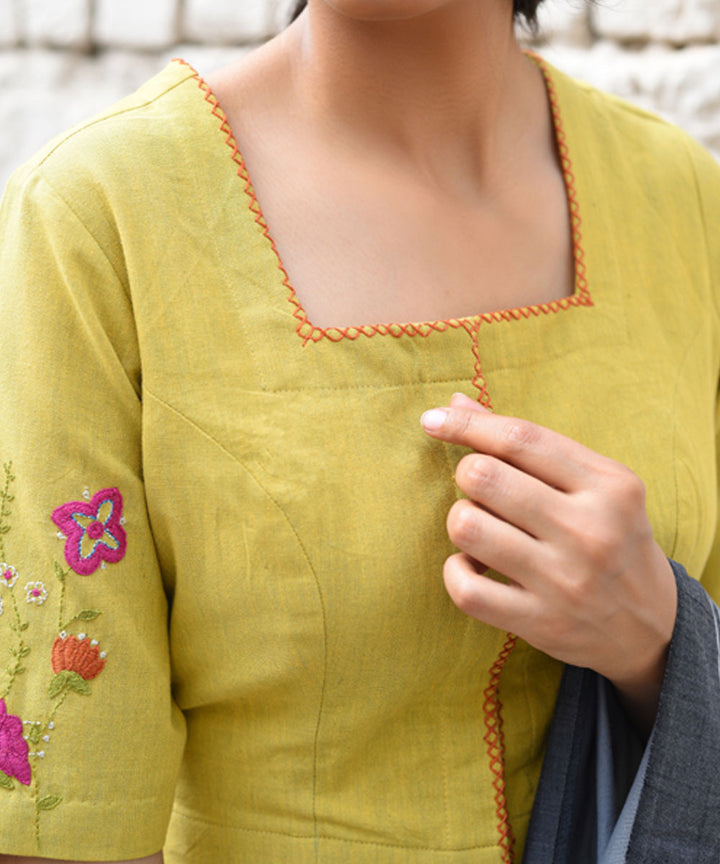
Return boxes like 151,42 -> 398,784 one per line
172,60 -> 465,346
174,56 -> 591,347
462,320 -> 493,408
483,633 -> 519,864
528,51 -> 590,306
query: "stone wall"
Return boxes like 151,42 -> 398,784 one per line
1,0 -> 719,190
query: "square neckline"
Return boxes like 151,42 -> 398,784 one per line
174,52 -> 592,346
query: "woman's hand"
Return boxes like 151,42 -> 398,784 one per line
421,392 -> 677,733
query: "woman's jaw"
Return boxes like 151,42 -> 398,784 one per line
317,0 -> 477,21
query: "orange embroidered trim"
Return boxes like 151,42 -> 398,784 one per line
528,51 -> 590,309
171,59 -> 304,321
172,61 -> 461,346
463,321 -> 493,408
483,633 -> 518,864
174,56 -> 592,347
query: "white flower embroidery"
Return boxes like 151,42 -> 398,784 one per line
24,581 -> 48,606
0,564 -> 18,589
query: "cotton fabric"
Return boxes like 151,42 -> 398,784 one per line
0,57 -> 718,862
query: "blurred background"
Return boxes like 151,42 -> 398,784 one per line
1,0 -> 720,191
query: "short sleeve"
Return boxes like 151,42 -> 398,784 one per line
0,162 -> 185,857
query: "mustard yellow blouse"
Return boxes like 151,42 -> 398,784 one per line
0,56 -> 718,863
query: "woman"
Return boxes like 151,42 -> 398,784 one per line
0,0 -> 718,861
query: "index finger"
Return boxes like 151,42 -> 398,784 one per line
420,406 -> 601,492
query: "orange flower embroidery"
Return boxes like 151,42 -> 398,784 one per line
48,634 -> 106,699
51,634 -> 106,680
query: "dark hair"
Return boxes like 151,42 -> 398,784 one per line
288,0 -> 548,26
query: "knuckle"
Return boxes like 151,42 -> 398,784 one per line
447,500 -> 479,546
443,559 -> 477,612
457,454 -> 497,492
603,464 -> 646,508
558,574 -> 589,612
618,471 -> 646,508
454,410 -> 476,440
551,508 -> 580,537
583,525 -> 623,570
499,419 -> 540,455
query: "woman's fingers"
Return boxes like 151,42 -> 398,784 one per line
421,399 -> 677,725
454,451 -> 566,540
443,552 -> 536,633
448,391 -> 490,412
446,497 -> 547,587
421,404 -> 603,492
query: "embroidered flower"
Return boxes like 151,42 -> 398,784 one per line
24,581 -> 48,606
0,564 -> 18,589
0,699 -> 31,785
51,634 -> 106,682
51,488 -> 127,576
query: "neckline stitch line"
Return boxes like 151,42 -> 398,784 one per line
173,52 -> 592,347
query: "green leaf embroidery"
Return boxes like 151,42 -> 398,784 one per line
60,609 -> 102,630
48,673 -> 67,699
37,794 -> 62,811
0,771 -> 14,790
48,670 -> 90,698
66,673 -> 91,695
26,725 -> 43,745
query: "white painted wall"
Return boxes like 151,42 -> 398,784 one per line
1,0 -> 719,191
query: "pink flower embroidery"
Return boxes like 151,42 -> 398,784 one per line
0,699 -> 31,785
51,488 -> 127,576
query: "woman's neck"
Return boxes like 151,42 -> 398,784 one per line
282,0 -> 547,193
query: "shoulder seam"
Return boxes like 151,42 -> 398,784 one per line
36,68 -> 194,170
584,84 -> 671,128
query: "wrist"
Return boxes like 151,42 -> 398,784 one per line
607,549 -> 677,736
610,642 -> 670,738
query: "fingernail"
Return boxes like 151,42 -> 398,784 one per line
421,409 -> 448,431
